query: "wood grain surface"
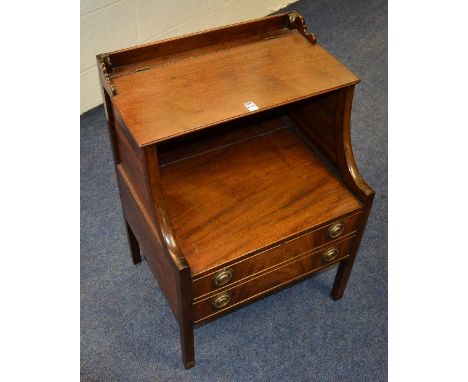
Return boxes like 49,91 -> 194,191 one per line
112,32 -> 359,146
160,124 -> 362,277
192,212 -> 361,300
193,236 -> 355,323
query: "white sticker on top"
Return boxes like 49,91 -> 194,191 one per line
244,101 -> 259,112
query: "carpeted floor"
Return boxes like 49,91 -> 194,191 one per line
80,0 -> 387,380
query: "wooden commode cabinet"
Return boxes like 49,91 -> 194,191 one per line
97,11 -> 374,369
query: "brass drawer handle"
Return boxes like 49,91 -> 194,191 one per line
322,247 -> 339,262
213,268 -> 234,287
327,222 -> 345,239
212,292 -> 232,310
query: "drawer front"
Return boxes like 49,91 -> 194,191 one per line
193,237 -> 354,323
193,212 -> 361,299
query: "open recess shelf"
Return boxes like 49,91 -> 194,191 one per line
158,116 -> 362,277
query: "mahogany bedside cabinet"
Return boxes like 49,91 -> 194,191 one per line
97,11 -> 374,369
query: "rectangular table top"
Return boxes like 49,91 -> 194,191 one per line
111,30 -> 359,147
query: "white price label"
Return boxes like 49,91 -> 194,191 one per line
244,101 -> 259,112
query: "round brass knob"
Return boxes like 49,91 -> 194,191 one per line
213,268 -> 234,287
327,222 -> 345,239
212,292 -> 232,310
322,247 -> 339,262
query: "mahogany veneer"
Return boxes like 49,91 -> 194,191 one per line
97,11 -> 374,369
159,120 -> 362,277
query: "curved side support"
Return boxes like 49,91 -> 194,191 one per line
287,86 -> 373,203
142,145 -> 195,369
142,145 -> 189,270
337,86 -> 375,203
330,86 -> 374,300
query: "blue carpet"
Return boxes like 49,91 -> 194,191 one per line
80,0 -> 387,380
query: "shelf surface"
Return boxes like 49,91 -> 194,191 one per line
112,31 -> 359,147
159,120 -> 362,277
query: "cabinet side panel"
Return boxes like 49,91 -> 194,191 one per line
113,114 -> 153,214
117,165 -> 180,318
287,90 -> 340,165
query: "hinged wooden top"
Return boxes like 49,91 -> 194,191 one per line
98,12 -> 359,147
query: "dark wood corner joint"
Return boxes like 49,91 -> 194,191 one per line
97,12 -> 374,369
